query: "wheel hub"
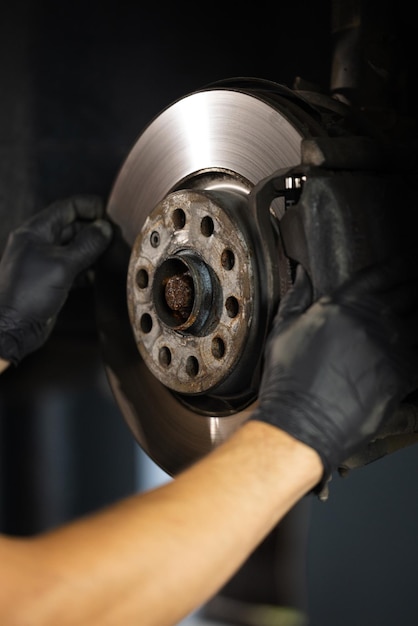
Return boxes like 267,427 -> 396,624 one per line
127,187 -> 259,401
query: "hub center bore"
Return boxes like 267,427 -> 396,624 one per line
153,251 -> 216,334
164,273 -> 194,319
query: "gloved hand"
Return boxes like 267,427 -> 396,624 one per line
0,195 -> 113,365
250,254 -> 418,497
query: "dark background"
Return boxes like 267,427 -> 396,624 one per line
1,2 -> 417,625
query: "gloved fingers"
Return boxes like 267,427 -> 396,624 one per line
59,196 -> 107,243
336,279 -> 418,354
68,195 -> 105,220
334,253 -> 418,313
275,264 -> 313,323
22,195 -> 104,243
346,276 -> 418,326
63,219 -> 113,276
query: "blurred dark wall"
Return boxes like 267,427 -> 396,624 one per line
1,2 -> 418,625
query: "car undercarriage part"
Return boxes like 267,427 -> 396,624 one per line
95,68 -> 417,478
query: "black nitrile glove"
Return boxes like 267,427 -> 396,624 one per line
250,255 -> 418,497
0,195 -> 113,365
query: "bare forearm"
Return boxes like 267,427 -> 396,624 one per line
0,420 -> 322,626
0,357 -> 10,373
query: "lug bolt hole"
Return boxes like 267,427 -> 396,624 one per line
212,337 -> 225,359
172,208 -> 186,230
221,248 -> 235,270
150,231 -> 160,247
200,216 -> 214,237
186,356 -> 199,377
136,268 -> 149,289
225,296 -> 239,318
140,313 -> 153,333
159,346 -> 172,367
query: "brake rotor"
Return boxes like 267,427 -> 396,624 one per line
96,79 -> 336,475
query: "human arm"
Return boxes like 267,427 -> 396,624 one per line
0,421 -> 321,626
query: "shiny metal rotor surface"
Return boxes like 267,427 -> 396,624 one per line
108,88 -> 303,244
97,83 -> 307,475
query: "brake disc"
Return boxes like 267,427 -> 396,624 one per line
95,78 -> 354,475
